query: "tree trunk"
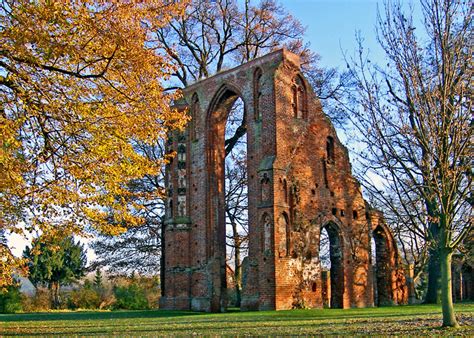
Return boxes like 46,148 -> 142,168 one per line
424,209 -> 440,304
232,223 -> 242,308
425,249 -> 440,304
50,281 -> 60,309
440,250 -> 459,327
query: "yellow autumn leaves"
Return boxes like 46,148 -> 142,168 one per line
0,0 -> 189,287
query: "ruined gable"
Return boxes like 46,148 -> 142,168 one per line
160,50 -> 408,312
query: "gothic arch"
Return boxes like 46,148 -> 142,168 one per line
277,212 -> 291,257
282,178 -> 288,203
292,74 -> 307,119
261,213 -> 273,254
253,67 -> 263,121
190,93 -> 199,140
321,220 -> 345,308
205,84 -> 247,311
207,83 -> 245,124
371,222 -> 405,305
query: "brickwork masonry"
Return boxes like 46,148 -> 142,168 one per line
160,50 -> 409,312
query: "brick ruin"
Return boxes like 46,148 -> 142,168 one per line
160,50 -> 408,312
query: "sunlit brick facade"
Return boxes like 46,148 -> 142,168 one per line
160,50 -> 408,312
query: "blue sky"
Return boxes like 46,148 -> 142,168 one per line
280,0 -> 418,70
281,0 -> 384,69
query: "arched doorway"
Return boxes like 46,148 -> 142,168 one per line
372,225 -> 394,306
224,96 -> 248,308
320,222 -> 345,308
206,85 -> 248,311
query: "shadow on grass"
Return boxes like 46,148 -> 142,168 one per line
1,314 -> 465,337
0,310 -> 203,322
1,303 -> 472,324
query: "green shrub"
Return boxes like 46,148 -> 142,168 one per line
0,284 -> 23,313
113,284 -> 149,310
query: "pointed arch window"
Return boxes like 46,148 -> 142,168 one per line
277,212 -> 291,257
326,136 -> 335,163
254,68 -> 263,121
292,75 -> 307,119
190,93 -> 199,140
283,212 -> 290,256
262,213 -> 272,253
260,172 -> 271,202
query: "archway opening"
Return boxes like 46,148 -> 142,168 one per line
224,97 -> 248,309
370,236 -> 377,305
319,227 -> 331,308
319,223 -> 344,308
373,226 -> 393,306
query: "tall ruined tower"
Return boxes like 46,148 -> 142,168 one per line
160,50 -> 407,312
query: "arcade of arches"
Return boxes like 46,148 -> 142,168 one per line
161,50 -> 410,312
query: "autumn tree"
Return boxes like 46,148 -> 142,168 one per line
91,142 -> 166,275
0,0 -> 187,285
345,0 -> 472,327
0,228 -> 27,290
23,235 -> 87,308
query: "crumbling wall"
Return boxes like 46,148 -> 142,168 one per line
160,49 -> 407,312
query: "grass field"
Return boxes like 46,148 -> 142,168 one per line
1,303 -> 473,336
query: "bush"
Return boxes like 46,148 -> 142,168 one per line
0,284 -> 23,313
113,283 -> 149,310
67,287 -> 101,310
21,288 -> 51,312
137,276 -> 160,309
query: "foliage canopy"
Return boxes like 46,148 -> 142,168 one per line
0,0 -> 187,283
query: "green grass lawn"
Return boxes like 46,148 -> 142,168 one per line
1,303 -> 473,336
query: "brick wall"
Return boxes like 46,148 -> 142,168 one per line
160,49 -> 407,312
